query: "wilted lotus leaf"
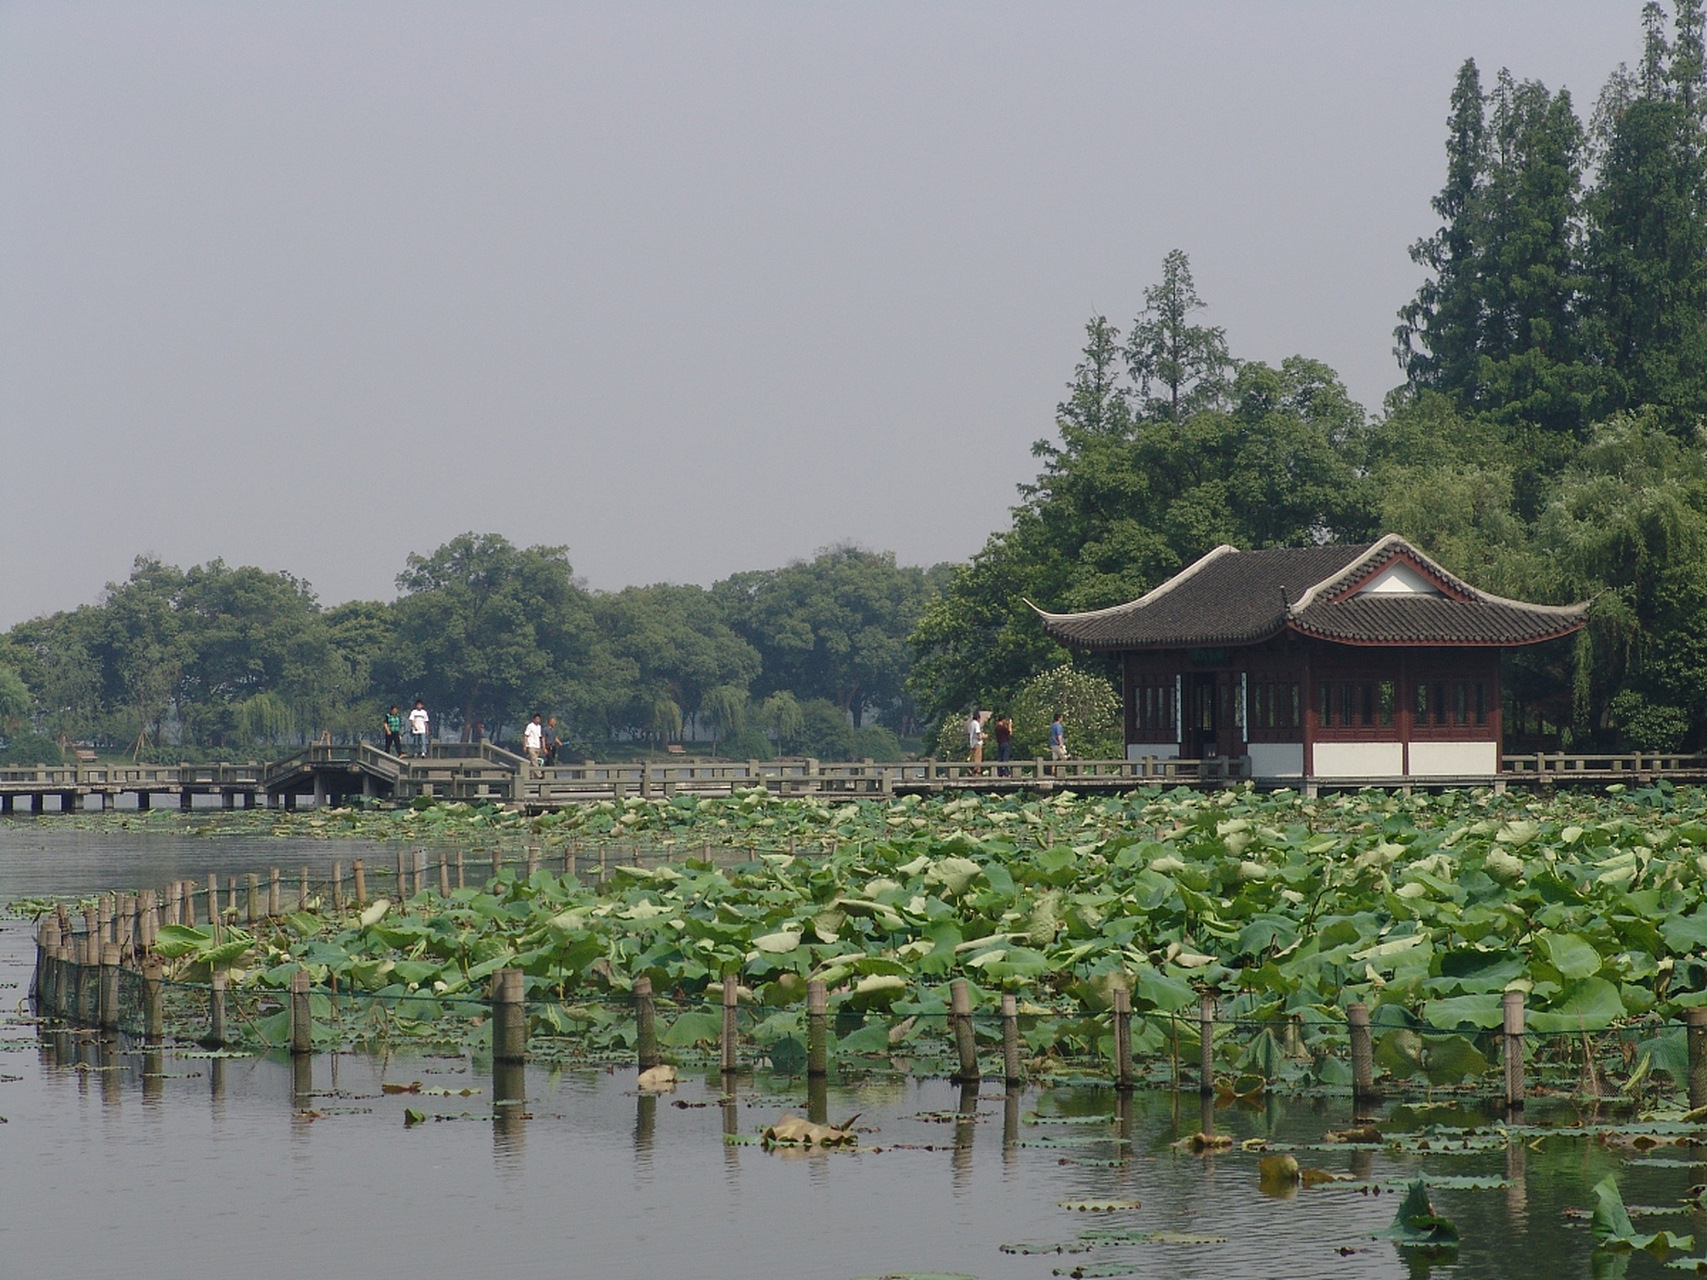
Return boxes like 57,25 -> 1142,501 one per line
358,899 -> 390,927
1172,1131 -> 1233,1152
636,1064 -> 677,1092
762,1113 -> 858,1147
1325,1125 -> 1383,1144
1259,1153 -> 1299,1184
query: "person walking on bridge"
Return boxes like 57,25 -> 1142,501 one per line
524,713 -> 545,773
408,700 -> 431,757
382,705 -> 404,756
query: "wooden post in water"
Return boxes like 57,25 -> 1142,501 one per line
1198,992 -> 1215,1096
138,889 -> 157,953
351,859 -> 366,906
396,849 -> 408,906
634,976 -> 659,1071
181,881 -> 196,928
269,867 -> 281,918
1348,1002 -> 1377,1102
721,975 -> 740,1074
118,893 -> 136,959
807,980 -> 828,1078
456,851 -> 465,891
246,873 -> 260,924
439,852 -> 450,897
331,862 -> 344,913
414,849 -> 427,898
492,848 -> 504,880
1503,990 -> 1526,1108
1112,987 -> 1134,1092
526,846 -> 539,879
227,878 -> 239,921
492,968 -> 527,1063
289,970 -> 312,1055
37,920 -> 59,1015
208,970 -> 227,1046
950,978 -> 979,1084
1001,991 -> 1023,1087
1689,1007 -> 1707,1112
598,846 -> 607,887
299,866 -> 309,912
97,895 -> 112,947
98,943 -> 120,1030
206,875 -> 219,940
142,956 -> 164,1044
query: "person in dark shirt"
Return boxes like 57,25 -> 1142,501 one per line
382,706 -> 404,756
994,714 -> 1013,776
543,716 -> 562,767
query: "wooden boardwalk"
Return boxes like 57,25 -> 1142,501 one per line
4,745 -> 1707,813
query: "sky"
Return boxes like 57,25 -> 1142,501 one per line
0,2 -> 1643,628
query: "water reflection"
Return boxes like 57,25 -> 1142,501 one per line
492,1059 -> 526,1162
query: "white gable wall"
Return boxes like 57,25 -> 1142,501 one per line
1356,562 -> 1441,596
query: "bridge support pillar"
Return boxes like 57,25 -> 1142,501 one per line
312,774 -> 327,809
242,791 -> 255,809
221,790 -> 235,810
179,789 -> 193,811
0,794 -> 11,814
30,793 -> 43,814
284,792 -> 297,811
63,792 -> 80,813
136,790 -> 150,811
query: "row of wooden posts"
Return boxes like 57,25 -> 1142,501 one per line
31,845 -> 1707,1105
36,920 -> 1707,1107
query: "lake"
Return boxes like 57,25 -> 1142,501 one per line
1,820 -> 1699,1278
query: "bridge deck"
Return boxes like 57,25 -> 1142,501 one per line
2,747 -> 1705,813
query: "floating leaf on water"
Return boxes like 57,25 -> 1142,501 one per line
1051,1265 -> 1140,1278
1025,1113 -> 1116,1125
1258,1153 -> 1300,1185
382,1081 -> 422,1094
403,1107 -> 426,1127
1379,1181 -> 1459,1249
1592,1174 -> 1694,1259
1057,1200 -> 1141,1213
637,1065 -> 677,1092
1001,1242 -> 1092,1256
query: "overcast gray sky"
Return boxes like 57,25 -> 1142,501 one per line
0,2 -> 1640,627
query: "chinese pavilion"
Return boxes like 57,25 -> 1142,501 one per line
1032,535 -> 1588,780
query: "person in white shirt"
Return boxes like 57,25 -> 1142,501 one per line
407,701 -> 430,757
967,710 -> 987,771
523,713 -> 544,772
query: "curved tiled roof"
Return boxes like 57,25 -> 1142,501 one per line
1033,536 -> 1588,651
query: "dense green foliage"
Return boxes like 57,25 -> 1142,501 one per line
89,782 -> 1707,1082
0,539 -> 940,761
913,4 -> 1707,751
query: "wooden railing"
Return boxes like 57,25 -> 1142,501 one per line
1502,751 -> 1707,776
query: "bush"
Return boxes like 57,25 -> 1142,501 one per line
1609,691 -> 1690,752
0,732 -> 63,766
851,725 -> 903,761
714,725 -> 776,761
797,700 -> 856,760
1012,665 -> 1122,759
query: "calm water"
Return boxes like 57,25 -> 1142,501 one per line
0,820 -> 1700,1278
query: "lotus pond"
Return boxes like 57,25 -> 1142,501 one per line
16,789 -> 1707,1275
35,781 -> 1707,1094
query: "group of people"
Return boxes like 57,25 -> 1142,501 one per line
382,702 -> 433,757
379,702 -> 561,769
966,709 -> 1067,774
523,713 -> 563,772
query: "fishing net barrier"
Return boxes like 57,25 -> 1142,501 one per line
25,925 -> 1707,1106
17,834 -> 1707,1107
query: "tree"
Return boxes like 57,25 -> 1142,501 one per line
590,583 -> 760,739
757,690 -> 804,751
1126,250 -> 1233,421
911,273 -> 1375,728
386,534 -> 597,741
698,684 -> 749,757
0,663 -> 29,734
1397,62 -> 1599,437
714,545 -> 937,727
1583,0 -> 1707,430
